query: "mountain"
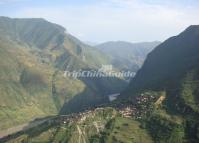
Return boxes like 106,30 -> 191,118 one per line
0,17 -> 126,130
123,25 -> 199,143
126,25 -> 199,93
96,41 -> 161,72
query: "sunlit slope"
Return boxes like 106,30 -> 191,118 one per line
0,17 -> 126,129
0,38 -> 86,129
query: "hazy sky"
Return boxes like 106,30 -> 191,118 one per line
1,0 -> 199,43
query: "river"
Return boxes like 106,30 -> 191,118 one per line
108,93 -> 120,101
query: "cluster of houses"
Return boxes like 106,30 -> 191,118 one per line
52,93 -> 159,125
117,94 -> 157,119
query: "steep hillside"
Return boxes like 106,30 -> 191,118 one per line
0,17 -> 126,130
96,41 -> 160,72
0,37 -> 86,130
123,25 -> 199,143
126,25 -> 199,92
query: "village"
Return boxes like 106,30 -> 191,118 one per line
0,93 -> 161,142
116,93 -> 157,119
55,93 -> 159,125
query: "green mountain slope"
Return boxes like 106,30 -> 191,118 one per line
0,17 -> 126,130
0,37 -> 86,130
96,41 -> 161,72
123,25 -> 199,143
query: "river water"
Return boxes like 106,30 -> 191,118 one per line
108,93 -> 120,101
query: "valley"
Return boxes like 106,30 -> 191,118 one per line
0,16 -> 156,142
0,16 -> 199,143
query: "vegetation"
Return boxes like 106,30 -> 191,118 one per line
0,17 -> 126,130
123,25 -> 199,143
99,117 -> 154,143
3,108 -> 154,143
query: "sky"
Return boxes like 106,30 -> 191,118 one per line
0,0 -> 199,43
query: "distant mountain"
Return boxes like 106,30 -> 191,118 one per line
85,41 -> 99,46
0,17 -> 126,130
96,41 -> 161,72
123,25 -> 199,143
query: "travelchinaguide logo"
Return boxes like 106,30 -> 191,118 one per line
64,65 -> 135,79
